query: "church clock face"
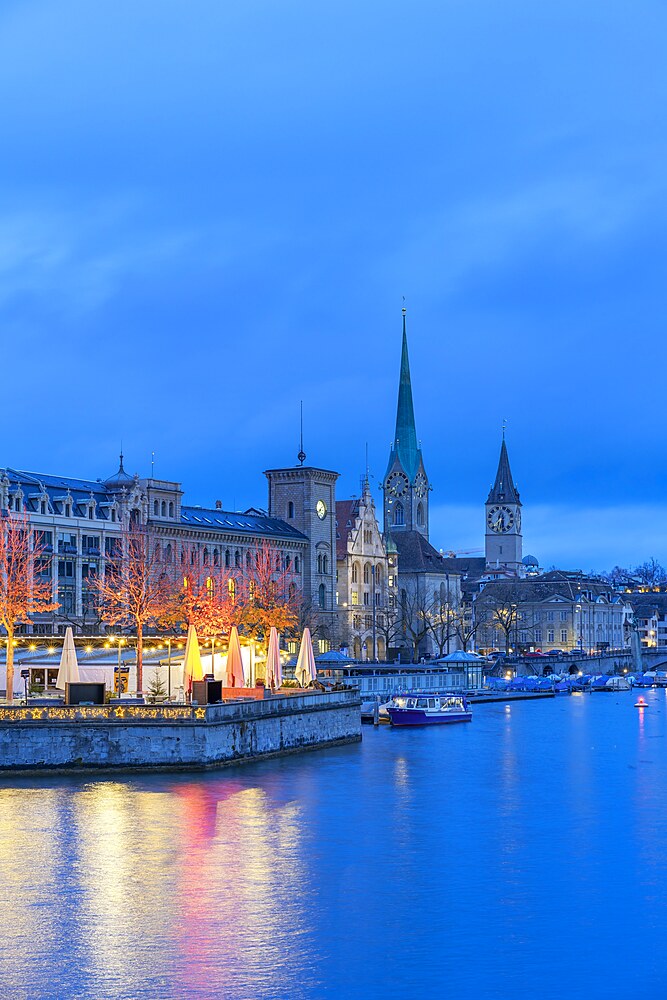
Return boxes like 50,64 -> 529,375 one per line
386,471 -> 409,497
414,472 -> 428,498
487,505 -> 515,533
316,499 -> 327,520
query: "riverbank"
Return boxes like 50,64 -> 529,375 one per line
0,690 -> 361,774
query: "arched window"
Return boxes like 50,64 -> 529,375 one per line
393,501 -> 404,526
168,502 -> 174,517
153,500 -> 159,516
295,556 -> 300,573
228,578 -> 236,602
417,502 -> 424,526
225,549 -> 231,568
181,548 -> 186,565
288,501 -> 294,519
363,563 -> 371,584
317,554 -> 323,574
246,551 -> 252,568
318,584 -> 326,609
154,543 -> 161,563
235,550 -> 241,568
352,563 -> 359,584
323,555 -> 328,574
203,548 -> 209,566
289,582 -> 296,600
191,548 -> 197,565
286,555 -> 291,571
276,554 -> 281,571
161,501 -> 167,517
213,548 -> 219,566
165,543 -> 172,564
375,564 -> 383,585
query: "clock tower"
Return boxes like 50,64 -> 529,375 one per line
485,435 -> 523,572
383,308 -> 430,540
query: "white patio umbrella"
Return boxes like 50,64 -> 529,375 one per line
182,624 -> 204,694
55,626 -> 80,691
225,626 -> 246,687
295,628 -> 317,687
265,627 -> 282,690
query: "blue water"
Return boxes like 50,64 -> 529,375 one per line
2,691 -> 667,1000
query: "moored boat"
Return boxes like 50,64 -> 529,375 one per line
386,693 -> 472,727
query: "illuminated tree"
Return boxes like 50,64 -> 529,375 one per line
240,541 -> 299,647
179,568 -> 238,641
0,512 -> 59,703
94,520 -> 179,695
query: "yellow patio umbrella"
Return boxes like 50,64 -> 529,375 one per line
182,624 -> 204,695
265,627 -> 282,689
225,626 -> 246,687
295,628 -> 317,687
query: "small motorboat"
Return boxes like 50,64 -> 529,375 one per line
386,693 -> 472,727
634,697 -> 648,709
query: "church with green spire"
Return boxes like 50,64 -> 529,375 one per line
383,308 -> 431,539
382,309 -> 462,659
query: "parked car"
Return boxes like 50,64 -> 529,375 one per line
524,651 -> 546,658
545,649 -> 563,657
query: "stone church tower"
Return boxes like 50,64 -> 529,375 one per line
485,436 -> 523,572
382,308 -> 430,538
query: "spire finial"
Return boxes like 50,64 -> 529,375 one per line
402,295 -> 406,317
297,401 -> 306,466
502,417 -> 507,440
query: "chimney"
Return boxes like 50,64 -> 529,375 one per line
215,499 -> 222,510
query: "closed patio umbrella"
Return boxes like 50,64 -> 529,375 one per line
55,626 -> 80,691
225,626 -> 246,687
265,627 -> 282,689
183,624 -> 204,695
295,628 -> 317,687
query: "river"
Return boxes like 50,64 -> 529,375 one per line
1,690 -> 666,999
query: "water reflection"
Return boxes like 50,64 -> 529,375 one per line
3,698 -> 667,999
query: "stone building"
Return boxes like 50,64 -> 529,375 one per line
474,571 -> 632,654
626,592 -> 667,648
264,462 -> 339,646
0,456 -> 313,637
382,309 -> 462,659
335,479 -> 397,660
485,435 -> 523,573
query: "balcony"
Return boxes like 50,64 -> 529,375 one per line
58,543 -> 77,555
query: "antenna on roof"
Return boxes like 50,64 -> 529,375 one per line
297,400 -> 306,466
151,451 -> 155,478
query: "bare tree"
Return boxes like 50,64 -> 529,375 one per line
450,604 -> 480,652
634,559 -> 667,589
0,512 -> 58,702
398,578 -> 434,662
426,600 -> 458,657
93,520 -> 179,695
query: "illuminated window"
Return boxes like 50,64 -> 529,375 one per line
351,591 -> 359,605
228,578 -> 236,602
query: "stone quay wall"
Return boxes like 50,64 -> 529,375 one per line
0,691 -> 362,773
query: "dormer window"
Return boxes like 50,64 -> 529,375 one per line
65,504 -> 71,518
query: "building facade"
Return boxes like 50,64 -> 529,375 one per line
1,457 -> 310,636
336,479 -> 398,660
474,571 -> 632,654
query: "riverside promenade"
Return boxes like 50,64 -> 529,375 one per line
0,690 -> 361,774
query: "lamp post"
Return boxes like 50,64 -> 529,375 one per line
371,564 -> 377,663
167,636 -> 172,702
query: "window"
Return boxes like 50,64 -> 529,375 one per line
203,548 -> 209,565
288,501 -> 294,519
235,550 -> 241,568
560,610 -> 568,621
294,556 -> 300,573
365,615 -> 373,629
161,501 -> 167,517
547,629 -> 555,643
323,555 -> 328,574
352,563 -> 359,584
417,502 -> 424,526
318,584 -> 326,609
165,543 -> 172,563
535,628 -> 542,643
547,611 -> 554,622
351,591 -> 359,605
363,563 -> 371,584
154,501 -> 159,516
228,578 -> 236,602
363,592 -> 370,606
393,501 -> 404,526
168,502 -> 174,517
40,500 -> 47,514
213,548 -> 219,566
225,549 -> 231,568
560,629 -> 568,643
286,556 -> 291,571
276,554 -> 281,571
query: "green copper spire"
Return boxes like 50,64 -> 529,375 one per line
392,308 -> 419,477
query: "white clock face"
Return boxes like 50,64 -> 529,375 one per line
316,499 -> 327,520
487,505 -> 515,533
414,473 -> 428,498
386,471 -> 409,497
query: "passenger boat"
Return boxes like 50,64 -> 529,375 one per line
386,693 -> 472,727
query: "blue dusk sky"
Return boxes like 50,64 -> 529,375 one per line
1,1 -> 665,571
